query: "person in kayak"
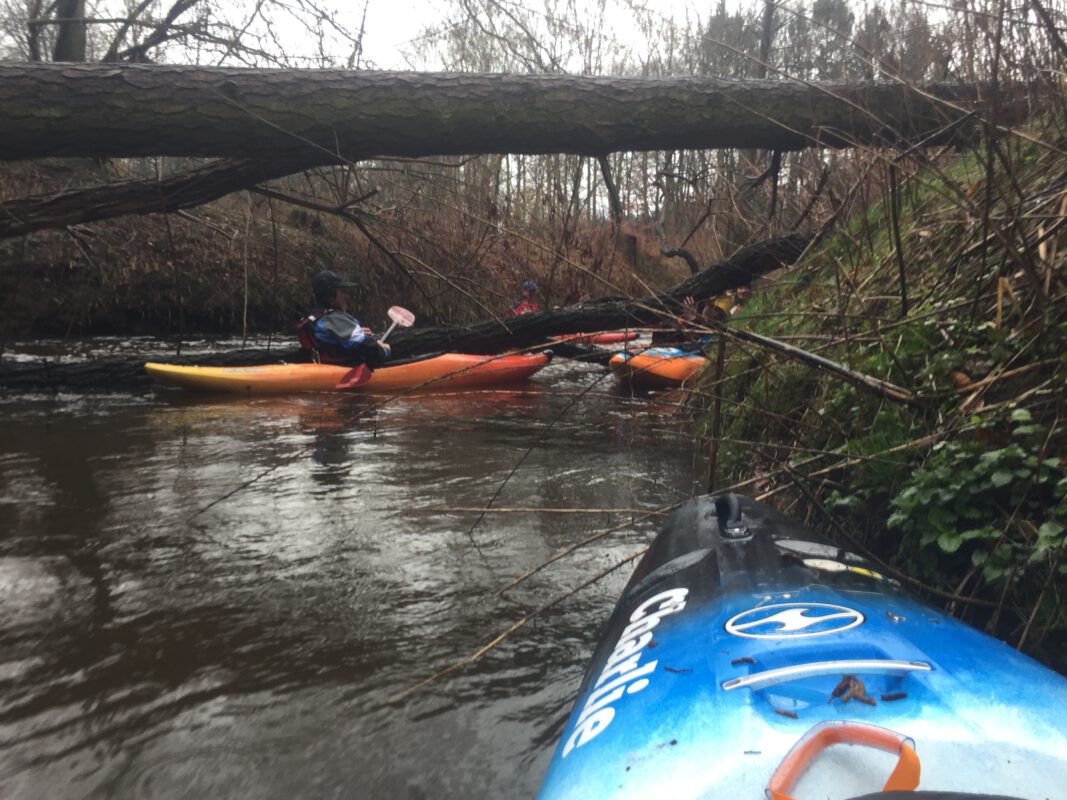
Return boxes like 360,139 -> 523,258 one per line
507,279 -> 542,317
729,283 -> 752,315
297,270 -> 392,367
654,284 -> 750,344
651,295 -> 721,349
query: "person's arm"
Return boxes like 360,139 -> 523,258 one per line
349,332 -> 390,367
316,313 -> 391,366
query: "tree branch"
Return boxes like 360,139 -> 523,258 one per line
0,155 -> 333,238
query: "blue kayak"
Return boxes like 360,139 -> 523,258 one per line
537,494 -> 1067,800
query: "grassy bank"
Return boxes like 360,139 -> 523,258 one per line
699,132 -> 1067,669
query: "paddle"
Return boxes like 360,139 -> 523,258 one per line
379,305 -> 416,340
335,305 -> 416,390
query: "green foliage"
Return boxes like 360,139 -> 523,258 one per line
699,128 -> 1067,659
887,409 -> 1066,584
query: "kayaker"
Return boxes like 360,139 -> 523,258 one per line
730,283 -> 752,315
507,279 -> 542,317
693,284 -> 751,321
651,295 -> 719,348
710,293 -> 734,319
297,270 -> 392,367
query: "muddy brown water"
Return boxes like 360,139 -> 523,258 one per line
0,340 -> 705,799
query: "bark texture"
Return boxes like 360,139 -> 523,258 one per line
0,64 -> 1010,161
0,234 -> 810,392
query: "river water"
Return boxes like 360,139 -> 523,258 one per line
0,342 -> 705,799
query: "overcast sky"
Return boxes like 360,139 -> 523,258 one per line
354,0 -> 444,69
349,0 -> 710,70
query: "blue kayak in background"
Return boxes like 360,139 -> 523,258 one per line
537,494 -> 1067,800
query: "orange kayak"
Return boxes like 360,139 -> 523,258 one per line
145,352 -> 552,394
608,347 -> 707,390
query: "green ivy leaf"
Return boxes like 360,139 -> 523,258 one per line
887,511 -> 909,530
983,563 -> 1007,580
1037,521 -> 1064,540
990,470 -> 1014,488
927,506 -> 956,528
980,449 -> 1006,464
938,532 -> 964,553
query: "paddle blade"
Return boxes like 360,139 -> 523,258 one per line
387,306 -> 415,328
335,363 -> 372,390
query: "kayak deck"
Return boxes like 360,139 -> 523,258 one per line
145,352 -> 552,394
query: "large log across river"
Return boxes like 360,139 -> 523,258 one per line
0,234 -> 811,393
0,65 -> 1008,162
0,67 -> 1020,238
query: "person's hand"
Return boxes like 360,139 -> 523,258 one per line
379,342 -> 391,358
680,295 -> 700,322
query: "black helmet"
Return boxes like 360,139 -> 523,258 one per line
312,270 -> 357,306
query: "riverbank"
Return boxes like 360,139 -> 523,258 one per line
695,132 -> 1067,671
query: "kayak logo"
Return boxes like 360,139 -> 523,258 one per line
725,602 -> 864,639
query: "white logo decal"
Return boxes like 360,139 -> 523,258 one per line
725,602 -> 864,639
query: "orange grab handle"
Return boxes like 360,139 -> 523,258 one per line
768,721 -> 921,800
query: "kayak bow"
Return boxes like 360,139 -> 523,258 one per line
537,493 -> 1067,800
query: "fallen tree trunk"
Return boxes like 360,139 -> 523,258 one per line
0,67 -> 1028,238
0,234 -> 811,393
0,65 -> 1015,162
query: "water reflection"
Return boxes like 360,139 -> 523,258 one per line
0,357 -> 702,799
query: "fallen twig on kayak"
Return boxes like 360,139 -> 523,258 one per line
393,547 -> 648,702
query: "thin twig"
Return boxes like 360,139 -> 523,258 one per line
394,547 -> 648,701
412,506 -> 669,515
